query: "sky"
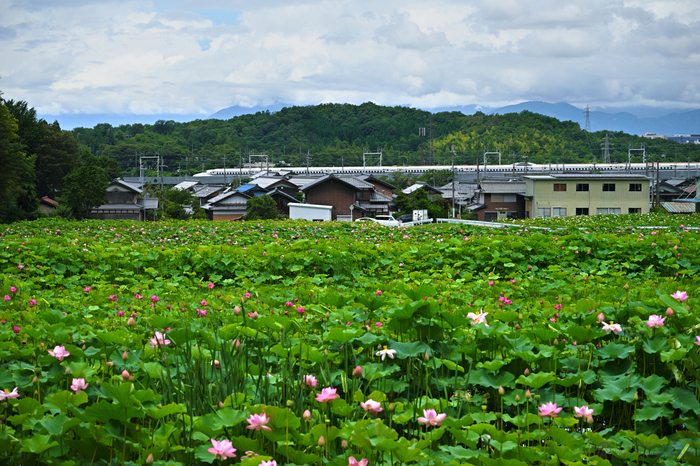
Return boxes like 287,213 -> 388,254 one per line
1,0 -> 699,129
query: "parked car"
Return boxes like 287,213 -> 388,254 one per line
355,216 -> 400,226
396,213 -> 413,223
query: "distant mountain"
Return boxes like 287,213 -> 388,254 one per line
485,101 -> 700,136
210,101 -> 700,136
37,113 -> 209,131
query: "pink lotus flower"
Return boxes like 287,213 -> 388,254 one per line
695,336 -> 700,346
149,331 -> 171,348
602,322 -> 622,334
244,292 -> 251,299
647,315 -> 665,329
108,295 -> 118,301
70,378 -> 89,394
349,457 -> 368,466
247,311 -> 258,319
417,409 -> 446,426
303,375 -> 318,388
150,296 -> 159,303
207,439 -> 236,460
84,286 -> 91,292
574,405 -> 594,423
3,295 -> 10,301
360,399 -> 383,414
316,387 -> 339,403
538,402 -> 563,418
260,461 -> 277,466
0,387 -> 19,400
200,300 -> 208,306
9,286 -> 16,293
49,345 -> 70,361
28,299 -> 37,307
466,311 -> 489,326
671,290 -> 688,302
246,413 -> 272,431
375,290 -> 382,296
197,309 -> 207,317
207,283 -> 215,289
285,301 -> 293,307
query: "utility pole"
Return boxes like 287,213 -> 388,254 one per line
451,145 -> 456,218
419,127 -> 426,165
223,144 -> 227,186
429,114 -> 434,165
306,150 -> 311,176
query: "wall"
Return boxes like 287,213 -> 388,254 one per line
305,180 -> 356,220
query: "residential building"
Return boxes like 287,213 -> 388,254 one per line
523,174 -> 650,218
202,189 -> 254,221
471,180 -> 527,221
301,174 -> 392,221
91,179 -> 151,221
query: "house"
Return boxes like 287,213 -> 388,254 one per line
523,174 -> 650,218
38,196 -> 59,214
301,174 -> 392,221
356,175 -> 396,199
267,187 -> 299,217
472,180 -> 527,221
91,179 -> 151,221
438,182 -> 477,216
202,189 -> 255,221
192,185 -> 226,207
173,179 -> 203,192
402,182 -> 443,200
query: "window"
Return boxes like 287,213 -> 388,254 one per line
629,183 -> 642,192
596,208 -> 621,215
552,207 -> 567,217
628,207 -> 642,214
536,208 -> 551,218
553,183 -> 567,192
576,184 -> 589,192
484,212 -> 497,221
576,208 -> 589,216
602,183 -> 616,192
490,194 -> 504,202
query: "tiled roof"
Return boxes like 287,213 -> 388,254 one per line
301,174 -> 373,191
40,196 -> 59,207
369,191 -> 392,202
479,182 -> 526,194
207,190 -> 252,205
111,179 -> 143,193
439,182 -> 477,198
402,182 -> 442,195
193,185 -> 225,198
92,203 -> 143,211
173,180 -> 202,191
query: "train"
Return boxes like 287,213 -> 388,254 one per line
192,161 -> 700,179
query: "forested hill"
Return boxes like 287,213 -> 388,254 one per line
71,102 -> 700,175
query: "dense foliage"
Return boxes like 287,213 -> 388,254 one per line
1,215 -> 700,465
69,104 -> 700,175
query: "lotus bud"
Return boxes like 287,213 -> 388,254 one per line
82,344 -> 86,350
234,305 -> 241,315
424,352 -> 429,361
666,307 -> 673,317
127,317 -> 135,326
318,435 -> 325,446
634,392 -> 639,401
219,401 -> 224,408
233,339 -> 241,349
597,313 -> 604,323
524,368 -> 530,376
129,375 -> 134,382
65,366 -> 71,374
33,375 -> 39,383
146,453 -> 154,464
535,394 -> 541,401
341,439 -> 348,449
624,283 -> 629,290
515,394 -> 520,402
498,386 -> 504,395
353,366 -> 363,377
525,389 -> 532,399
553,338 -> 558,345
122,370 -> 130,380
303,409 -> 311,421
122,351 -> 128,361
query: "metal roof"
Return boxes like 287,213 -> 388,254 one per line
193,185 -> 225,198
438,182 -> 477,198
173,180 -> 202,191
92,203 -> 143,211
661,202 -> 696,213
402,182 -> 442,195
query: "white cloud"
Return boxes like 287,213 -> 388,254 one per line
0,0 -> 698,118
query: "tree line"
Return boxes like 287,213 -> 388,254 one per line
70,103 -> 700,175
0,93 -> 121,222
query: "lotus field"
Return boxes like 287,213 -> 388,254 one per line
1,216 -> 700,466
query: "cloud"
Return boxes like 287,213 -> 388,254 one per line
1,0 -> 698,118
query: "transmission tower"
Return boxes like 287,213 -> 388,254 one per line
584,105 -> 592,133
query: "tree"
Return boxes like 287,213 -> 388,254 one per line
35,121 -> 80,198
244,195 -> 279,220
61,154 -> 108,219
0,97 -> 37,223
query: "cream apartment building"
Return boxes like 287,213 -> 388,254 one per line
523,174 -> 650,218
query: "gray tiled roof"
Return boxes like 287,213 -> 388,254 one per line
193,185 -> 225,198
479,182 -> 526,194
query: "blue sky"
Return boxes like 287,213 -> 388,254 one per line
1,0 -> 699,129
